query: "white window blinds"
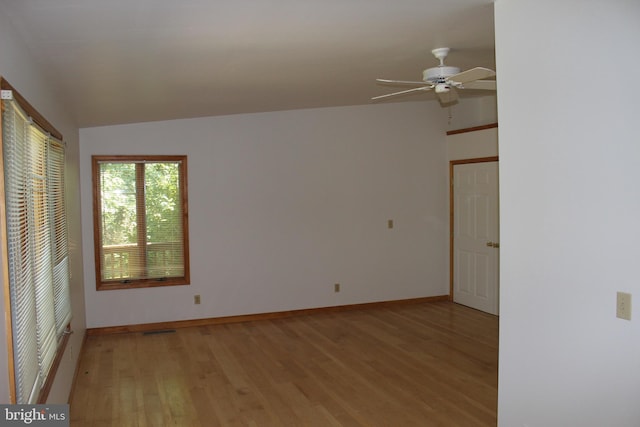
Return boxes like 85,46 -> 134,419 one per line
1,92 -> 71,404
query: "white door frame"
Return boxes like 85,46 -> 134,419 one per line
449,156 -> 499,310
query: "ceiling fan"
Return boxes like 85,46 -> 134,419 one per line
372,47 -> 496,105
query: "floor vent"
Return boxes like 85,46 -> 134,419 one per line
142,329 -> 176,335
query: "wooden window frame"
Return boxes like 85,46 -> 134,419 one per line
92,155 -> 190,290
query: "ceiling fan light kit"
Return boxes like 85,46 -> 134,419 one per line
373,47 -> 496,106
435,84 -> 451,94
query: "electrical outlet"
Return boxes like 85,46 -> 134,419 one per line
617,292 -> 632,320
388,219 -> 394,229
334,283 -> 340,293
194,295 -> 201,305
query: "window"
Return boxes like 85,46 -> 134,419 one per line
92,155 -> 190,290
1,78 -> 71,404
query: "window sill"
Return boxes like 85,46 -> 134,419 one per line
97,278 -> 190,291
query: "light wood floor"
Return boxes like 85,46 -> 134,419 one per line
70,301 -> 498,426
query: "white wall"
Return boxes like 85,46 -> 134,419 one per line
496,1 -> 640,426
447,127 -> 498,161
0,8 -> 86,403
80,102 -> 451,328
446,94 -> 497,132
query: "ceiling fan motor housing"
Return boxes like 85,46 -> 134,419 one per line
423,66 -> 460,84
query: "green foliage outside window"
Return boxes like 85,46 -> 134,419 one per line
99,162 -> 181,247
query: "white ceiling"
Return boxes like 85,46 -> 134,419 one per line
0,0 -> 495,127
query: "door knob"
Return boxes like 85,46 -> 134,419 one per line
486,241 -> 500,248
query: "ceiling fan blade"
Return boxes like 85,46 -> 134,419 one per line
437,87 -> 459,105
371,86 -> 431,101
448,67 -> 496,85
463,80 -> 497,91
376,78 -> 430,86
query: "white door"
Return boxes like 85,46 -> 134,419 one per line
452,161 -> 499,315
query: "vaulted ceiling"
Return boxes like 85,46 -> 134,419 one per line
0,0 -> 495,127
